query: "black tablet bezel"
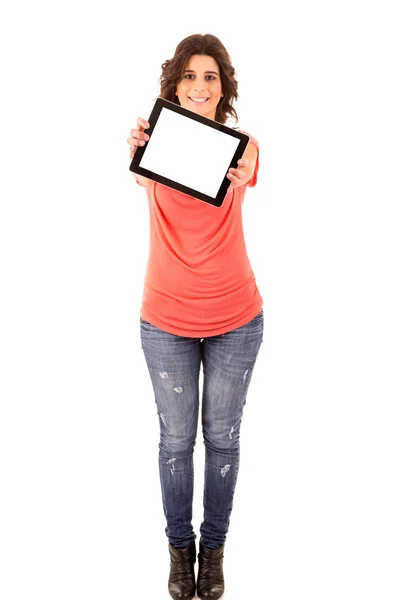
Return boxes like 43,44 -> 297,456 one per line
129,97 -> 249,208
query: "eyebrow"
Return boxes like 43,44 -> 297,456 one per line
184,69 -> 220,76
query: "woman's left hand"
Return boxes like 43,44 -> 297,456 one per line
226,159 -> 248,191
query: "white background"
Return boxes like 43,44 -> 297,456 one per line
0,1 -> 399,599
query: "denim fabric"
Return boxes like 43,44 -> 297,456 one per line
140,309 -> 264,549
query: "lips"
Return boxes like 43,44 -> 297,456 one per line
189,97 -> 209,103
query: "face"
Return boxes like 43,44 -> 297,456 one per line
175,54 -> 223,121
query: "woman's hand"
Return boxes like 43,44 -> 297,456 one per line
226,158 -> 249,191
127,118 -> 150,159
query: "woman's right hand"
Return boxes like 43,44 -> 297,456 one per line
127,118 -> 150,159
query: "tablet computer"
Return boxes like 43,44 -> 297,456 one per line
129,97 -> 249,208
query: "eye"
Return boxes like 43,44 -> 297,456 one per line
206,75 -> 216,80
184,74 -> 194,79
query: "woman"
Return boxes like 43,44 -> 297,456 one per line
127,33 -> 263,600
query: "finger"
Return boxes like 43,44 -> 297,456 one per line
127,117 -> 150,152
128,129 -> 150,142
127,132 -> 150,153
137,117 -> 150,131
227,168 -> 245,179
237,158 -> 248,167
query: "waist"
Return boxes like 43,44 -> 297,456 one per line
141,273 -> 263,337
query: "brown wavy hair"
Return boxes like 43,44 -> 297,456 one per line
159,34 -> 239,125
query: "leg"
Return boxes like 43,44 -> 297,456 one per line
140,318 -> 201,548
200,309 -> 264,549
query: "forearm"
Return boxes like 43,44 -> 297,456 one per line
133,173 -> 151,187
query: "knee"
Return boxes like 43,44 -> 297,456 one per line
158,412 -> 196,457
203,424 -> 240,454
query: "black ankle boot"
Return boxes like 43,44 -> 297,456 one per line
197,542 -> 225,599
168,540 -> 196,600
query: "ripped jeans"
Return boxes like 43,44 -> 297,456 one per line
140,309 -> 264,549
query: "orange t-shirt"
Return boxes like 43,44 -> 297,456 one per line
138,134 -> 263,337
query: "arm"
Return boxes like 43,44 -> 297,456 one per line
133,174 -> 151,187
226,141 -> 259,190
127,118 -> 151,187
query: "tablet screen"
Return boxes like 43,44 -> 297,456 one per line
129,98 -> 249,207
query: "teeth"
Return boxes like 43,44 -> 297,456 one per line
190,97 -> 208,103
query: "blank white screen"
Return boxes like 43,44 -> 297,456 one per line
140,107 -> 240,198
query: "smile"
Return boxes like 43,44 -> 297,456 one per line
189,97 -> 209,104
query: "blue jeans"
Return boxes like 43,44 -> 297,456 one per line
140,309 -> 264,549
